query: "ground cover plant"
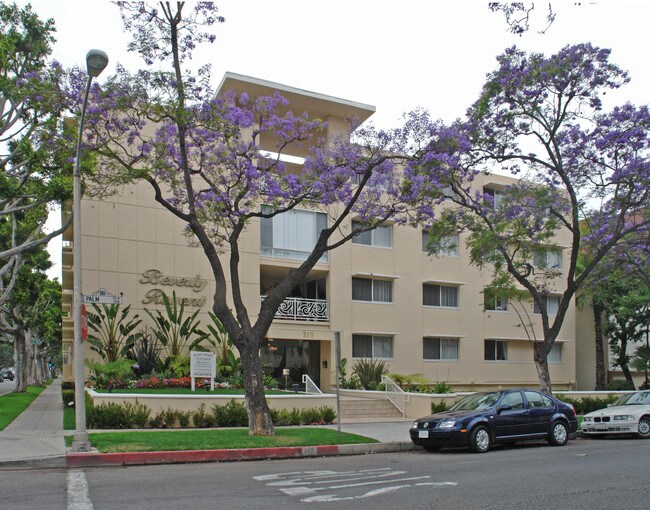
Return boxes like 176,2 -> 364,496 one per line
64,428 -> 376,453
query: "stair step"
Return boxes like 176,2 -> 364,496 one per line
338,398 -> 403,419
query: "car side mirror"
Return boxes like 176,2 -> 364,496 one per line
497,404 -> 512,413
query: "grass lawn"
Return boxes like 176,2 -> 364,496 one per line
0,382 -> 50,430
64,406 -> 76,430
92,388 -> 290,395
64,428 -> 377,453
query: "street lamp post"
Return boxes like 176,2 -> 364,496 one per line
72,49 -> 108,453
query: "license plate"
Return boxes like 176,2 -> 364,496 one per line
418,430 -> 429,439
595,423 -> 607,430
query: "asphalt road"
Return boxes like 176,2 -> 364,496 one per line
1,436 -> 649,509
0,378 -> 16,395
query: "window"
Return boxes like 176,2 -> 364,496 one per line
261,207 -> 327,261
534,296 -> 560,315
423,284 -> 459,307
500,391 -> 525,410
352,278 -> 393,303
533,249 -> 562,269
525,390 -> 553,408
422,231 -> 459,257
484,340 -> 507,361
485,296 -> 508,311
351,221 -> 392,248
423,337 -> 459,360
352,334 -> 393,358
547,343 -> 562,363
484,187 -> 504,209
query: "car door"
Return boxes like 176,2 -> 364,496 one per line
525,390 -> 555,435
492,390 -> 530,438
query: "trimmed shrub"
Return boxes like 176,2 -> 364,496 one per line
87,402 -> 129,429
177,410 -> 191,427
608,379 -> 635,391
300,407 -> 322,425
431,400 -> 450,413
212,399 -> 248,427
192,403 -> 217,428
554,394 -> 618,415
62,390 -> 75,407
124,401 -> 150,428
320,406 -> 336,424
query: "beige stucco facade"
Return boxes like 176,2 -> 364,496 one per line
61,73 -> 577,391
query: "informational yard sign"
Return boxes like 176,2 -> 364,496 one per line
190,351 -> 216,391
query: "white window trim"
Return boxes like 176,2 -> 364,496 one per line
352,277 -> 394,304
352,333 -> 395,360
423,337 -> 461,362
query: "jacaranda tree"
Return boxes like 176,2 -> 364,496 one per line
0,2 -> 74,282
81,2 -> 436,435
413,44 -> 649,393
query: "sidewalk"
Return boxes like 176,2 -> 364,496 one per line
0,377 -> 67,469
0,379 -> 415,469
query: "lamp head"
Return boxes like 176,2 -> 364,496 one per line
86,49 -> 109,78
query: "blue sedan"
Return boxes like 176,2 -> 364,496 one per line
410,389 -> 578,453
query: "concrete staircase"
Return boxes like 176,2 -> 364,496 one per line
338,397 -> 404,421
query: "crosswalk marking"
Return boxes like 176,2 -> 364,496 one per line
67,469 -> 94,510
255,468 -> 458,503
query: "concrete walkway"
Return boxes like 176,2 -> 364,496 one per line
0,378 -> 416,469
0,377 -> 67,468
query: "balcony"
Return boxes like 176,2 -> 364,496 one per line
261,296 -> 329,322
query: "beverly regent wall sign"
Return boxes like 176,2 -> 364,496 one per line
139,269 -> 207,307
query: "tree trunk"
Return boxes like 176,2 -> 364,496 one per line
593,301 -> 607,390
240,341 -> 274,436
617,335 -> 634,384
533,343 -> 552,393
14,330 -> 27,393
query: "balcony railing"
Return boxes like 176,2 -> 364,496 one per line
261,296 -> 329,322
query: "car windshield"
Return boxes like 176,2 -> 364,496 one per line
612,392 -> 650,406
449,392 -> 501,411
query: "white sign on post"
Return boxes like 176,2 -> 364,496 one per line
190,351 -> 216,391
83,288 -> 123,305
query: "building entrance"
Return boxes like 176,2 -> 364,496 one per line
260,339 -> 321,388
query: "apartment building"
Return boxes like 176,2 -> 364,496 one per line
61,73 -> 576,391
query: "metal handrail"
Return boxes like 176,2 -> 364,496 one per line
381,375 -> 406,417
302,374 -> 323,394
260,296 -> 329,322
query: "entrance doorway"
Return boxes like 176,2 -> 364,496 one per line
260,339 -> 321,388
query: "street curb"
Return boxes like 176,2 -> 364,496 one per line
66,441 -> 417,468
0,456 -> 67,470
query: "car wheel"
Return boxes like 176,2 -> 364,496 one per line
469,425 -> 490,453
636,416 -> 650,439
548,421 -> 568,446
423,445 -> 440,452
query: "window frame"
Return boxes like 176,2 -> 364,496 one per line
352,277 -> 393,304
423,337 -> 460,361
352,334 -> 394,359
422,231 -> 459,257
351,221 -> 393,248
423,283 -> 459,308
533,249 -> 562,270
484,339 -> 508,361
484,296 -> 508,312
534,295 -> 561,315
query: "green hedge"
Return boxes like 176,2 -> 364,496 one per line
83,398 -> 337,429
554,394 -> 619,415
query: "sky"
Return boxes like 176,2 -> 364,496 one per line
24,0 -> 649,280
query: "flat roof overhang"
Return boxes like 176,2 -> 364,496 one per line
217,72 -> 376,124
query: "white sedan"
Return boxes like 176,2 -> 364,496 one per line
582,390 -> 650,439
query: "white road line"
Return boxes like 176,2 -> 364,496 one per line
67,469 -> 94,510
